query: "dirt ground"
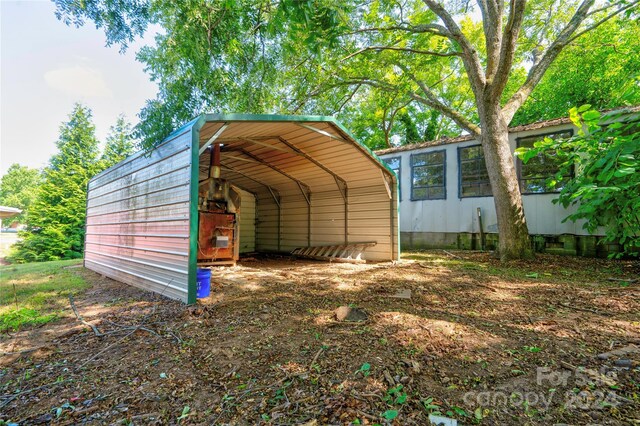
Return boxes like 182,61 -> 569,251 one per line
1,251 -> 639,425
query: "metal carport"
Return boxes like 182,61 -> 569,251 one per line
85,114 -> 399,303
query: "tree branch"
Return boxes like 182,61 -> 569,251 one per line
348,23 -> 451,37
489,0 -> 527,100
566,0 -> 640,44
397,65 -> 481,135
479,0 -> 503,82
335,83 -> 362,113
341,45 -> 461,61
502,0 -> 597,123
421,0 -> 486,97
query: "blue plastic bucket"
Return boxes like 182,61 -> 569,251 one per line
196,268 -> 211,298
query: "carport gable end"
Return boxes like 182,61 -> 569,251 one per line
84,114 -> 399,304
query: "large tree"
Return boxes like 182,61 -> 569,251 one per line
0,164 -> 42,225
100,115 -> 137,169
54,0 -> 639,259
9,104 -> 100,263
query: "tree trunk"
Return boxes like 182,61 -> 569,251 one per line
479,105 -> 533,260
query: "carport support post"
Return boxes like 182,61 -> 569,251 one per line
344,186 -> 349,245
308,196 -> 311,247
188,116 -> 207,304
296,182 -> 311,248
267,187 -> 281,252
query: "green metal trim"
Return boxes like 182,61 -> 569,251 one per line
187,115 -> 207,304
203,113 -> 337,123
396,177 -> 401,261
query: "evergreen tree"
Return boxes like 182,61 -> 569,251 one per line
9,104 -> 100,263
100,115 -> 136,169
0,164 -> 42,225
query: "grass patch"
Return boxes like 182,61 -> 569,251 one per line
0,259 -> 89,332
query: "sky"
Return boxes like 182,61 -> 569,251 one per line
0,0 -> 159,176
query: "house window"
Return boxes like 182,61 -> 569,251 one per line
383,156 -> 401,200
517,130 -> 573,194
459,145 -> 492,197
411,150 -> 446,200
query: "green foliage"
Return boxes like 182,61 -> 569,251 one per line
0,164 -> 42,224
0,308 -> 57,332
355,362 -> 371,376
517,105 -> 640,257
512,18 -> 640,126
52,0 -> 150,51
101,115 -> 137,169
50,0 -> 472,149
9,104 -> 100,263
0,259 -> 87,331
53,1 -> 638,151
381,409 -> 398,420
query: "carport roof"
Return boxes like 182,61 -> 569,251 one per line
191,114 -> 397,197
0,206 -> 21,219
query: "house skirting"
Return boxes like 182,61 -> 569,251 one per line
401,232 -> 620,258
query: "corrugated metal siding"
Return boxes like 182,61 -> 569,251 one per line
236,188 -> 256,253
85,129 -> 193,302
197,119 -> 399,261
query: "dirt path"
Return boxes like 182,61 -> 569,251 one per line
1,252 -> 638,425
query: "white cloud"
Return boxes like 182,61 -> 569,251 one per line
44,65 -> 113,98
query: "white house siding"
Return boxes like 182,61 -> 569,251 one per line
377,122 -> 598,248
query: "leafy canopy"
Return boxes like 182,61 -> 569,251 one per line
101,115 -> 137,169
0,164 -> 42,224
513,17 -> 640,126
9,104 -> 100,263
517,105 -> 640,257
53,1 -> 639,150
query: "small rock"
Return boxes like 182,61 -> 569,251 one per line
589,411 -> 602,420
33,414 -> 53,424
334,306 -> 368,322
389,289 -> 412,299
597,344 -> 640,360
614,359 -> 632,367
428,414 -> 457,426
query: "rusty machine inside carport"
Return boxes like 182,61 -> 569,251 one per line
198,143 -> 241,266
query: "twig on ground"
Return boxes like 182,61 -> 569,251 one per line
308,347 -> 324,370
560,361 -> 617,387
0,379 -> 72,409
0,347 -> 43,357
607,286 -> 640,292
474,282 -> 497,292
607,277 -> 638,283
103,319 -> 161,337
351,391 -> 385,402
442,250 -> 462,259
69,294 -> 104,337
557,302 -> 611,316
356,409 -> 378,421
